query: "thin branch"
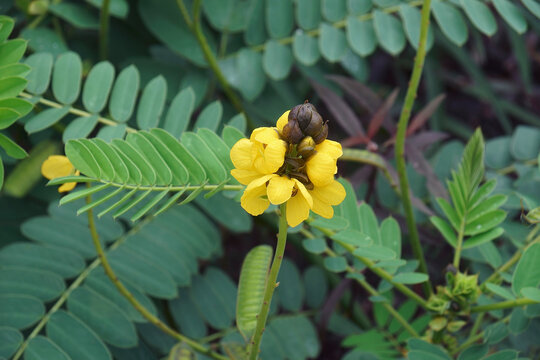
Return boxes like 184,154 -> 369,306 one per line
19,92 -> 137,133
322,245 -> 419,337
393,0 -> 433,297
12,214 -> 153,360
470,298 -> 539,313
99,0 -> 111,60
177,0 -> 253,129
311,223 -> 428,309
85,189 -> 229,360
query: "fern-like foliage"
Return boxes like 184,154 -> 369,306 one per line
51,125 -> 245,221
430,129 -> 508,250
0,16 -> 32,188
0,200 -> 222,359
137,0 -> 540,101
21,51 -> 247,140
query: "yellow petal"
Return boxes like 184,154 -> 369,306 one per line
286,192 -> 311,227
230,138 -> 253,169
263,140 -> 287,173
41,155 -> 74,180
247,174 -> 276,188
316,140 -> 343,159
292,179 -> 313,208
241,184 -> 269,216
231,169 -> 262,185
58,181 -> 77,193
253,127 -> 280,144
267,176 -> 295,205
306,152 -> 337,187
311,196 -> 334,218
276,110 -> 290,132
311,180 -> 346,205
240,174 -> 276,216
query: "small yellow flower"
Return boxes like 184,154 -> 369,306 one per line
41,155 -> 79,193
230,106 -> 346,227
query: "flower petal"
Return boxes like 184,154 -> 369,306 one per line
247,174 -> 276,189
264,140 -> 287,173
58,182 -> 77,193
276,110 -> 290,132
292,179 -> 313,208
241,183 -> 270,216
306,152 -> 337,187
240,174 -> 276,215
267,176 -> 295,204
252,127 -> 280,144
311,196 -> 334,218
311,180 -> 346,205
231,169 -> 263,185
316,140 -> 343,159
286,192 -> 310,227
41,155 -> 74,180
230,138 -> 253,169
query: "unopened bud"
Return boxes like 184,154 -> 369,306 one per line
312,122 -> 328,144
282,120 -> 303,144
298,136 -> 316,158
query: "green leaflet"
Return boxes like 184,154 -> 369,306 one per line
512,243 -> 540,296
52,52 -> 82,105
236,245 -> 273,339
431,129 -> 507,250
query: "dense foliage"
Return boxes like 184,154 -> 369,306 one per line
1,0 -> 540,359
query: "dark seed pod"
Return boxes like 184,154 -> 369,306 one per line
296,103 -> 318,131
312,122 -> 328,144
288,104 -> 302,121
282,120 -> 303,144
303,111 -> 324,137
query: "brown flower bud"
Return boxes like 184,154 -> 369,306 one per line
312,122 -> 328,144
297,136 -> 316,159
289,104 -> 302,122
296,103 -> 318,132
282,120 -> 303,144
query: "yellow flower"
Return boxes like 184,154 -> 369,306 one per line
41,155 -> 79,193
230,108 -> 346,227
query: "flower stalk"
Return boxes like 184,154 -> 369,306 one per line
248,204 -> 289,360
393,0 -> 433,297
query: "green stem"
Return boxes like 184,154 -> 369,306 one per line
452,315 -> 510,355
393,0 -> 433,297
312,224 -> 428,309
324,247 -> 419,337
248,204 -> 288,360
453,221 -> 466,269
12,255 -> 103,360
177,0 -> 253,129
467,313 -> 484,341
451,331 -> 484,355
12,209 -> 154,360
19,92 -> 137,133
99,0 -> 111,60
86,189 -> 228,360
470,298 -> 539,313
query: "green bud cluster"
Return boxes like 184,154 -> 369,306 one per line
424,272 -> 481,349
